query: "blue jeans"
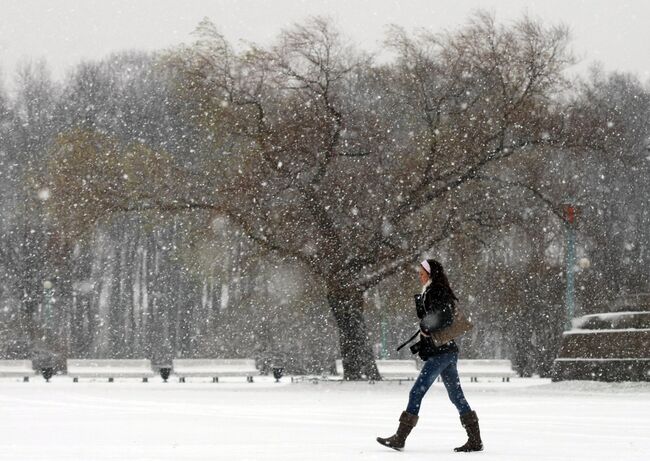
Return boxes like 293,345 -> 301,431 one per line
406,351 -> 471,416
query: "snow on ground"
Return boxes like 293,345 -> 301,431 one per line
0,377 -> 648,460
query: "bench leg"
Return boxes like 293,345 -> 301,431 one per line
23,376 -> 29,383
143,377 -> 148,383
73,377 -> 78,383
247,376 -> 254,383
108,377 -> 114,383
179,377 -> 185,383
213,377 -> 219,383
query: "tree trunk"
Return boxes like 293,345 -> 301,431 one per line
327,284 -> 380,380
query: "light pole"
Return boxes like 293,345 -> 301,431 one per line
375,292 -> 388,359
42,280 -> 54,340
562,205 -> 577,330
380,317 -> 388,360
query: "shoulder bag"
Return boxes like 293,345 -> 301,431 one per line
430,306 -> 474,347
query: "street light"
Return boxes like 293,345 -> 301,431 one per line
562,204 -> 577,330
374,292 -> 388,359
42,280 -> 54,340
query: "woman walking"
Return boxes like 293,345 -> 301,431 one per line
376,259 -> 483,452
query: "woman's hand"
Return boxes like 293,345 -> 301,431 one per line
419,328 -> 430,337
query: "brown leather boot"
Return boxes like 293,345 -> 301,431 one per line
454,410 -> 483,452
376,411 -> 419,451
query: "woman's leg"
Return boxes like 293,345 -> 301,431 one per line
406,353 -> 454,415
439,354 -> 484,451
440,354 -> 472,415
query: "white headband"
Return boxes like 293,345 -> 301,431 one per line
421,260 -> 431,274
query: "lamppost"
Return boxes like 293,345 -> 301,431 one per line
380,317 -> 388,360
42,280 -> 54,340
375,292 -> 388,359
562,205 -> 577,330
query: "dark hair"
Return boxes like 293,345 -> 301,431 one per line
424,259 -> 458,302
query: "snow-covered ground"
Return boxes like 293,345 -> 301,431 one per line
0,377 -> 648,460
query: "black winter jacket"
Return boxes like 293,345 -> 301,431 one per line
413,282 -> 459,360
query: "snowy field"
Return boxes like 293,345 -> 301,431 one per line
0,377 -> 648,461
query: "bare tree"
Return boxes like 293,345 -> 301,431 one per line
47,13 -> 577,379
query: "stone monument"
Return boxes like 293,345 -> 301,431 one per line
552,293 -> 650,381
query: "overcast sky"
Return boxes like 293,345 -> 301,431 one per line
1,0 -> 649,88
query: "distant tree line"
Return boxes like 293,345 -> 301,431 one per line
0,12 -> 648,378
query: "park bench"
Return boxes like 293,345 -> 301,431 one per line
67,359 -> 155,383
0,360 -> 35,382
456,359 -> 516,382
172,358 -> 258,383
335,359 -> 420,382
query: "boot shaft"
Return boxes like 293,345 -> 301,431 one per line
376,411 -> 419,451
456,410 -> 483,452
399,410 -> 419,428
395,411 -> 419,442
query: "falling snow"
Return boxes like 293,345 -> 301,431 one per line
0,5 -> 649,459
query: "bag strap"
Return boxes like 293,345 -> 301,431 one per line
396,330 -> 420,352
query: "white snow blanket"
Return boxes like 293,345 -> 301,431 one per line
0,377 -> 648,460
